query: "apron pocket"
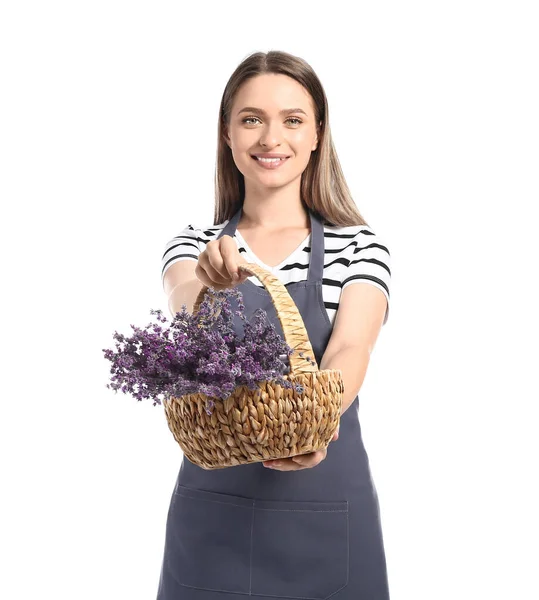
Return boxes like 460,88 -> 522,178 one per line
250,498 -> 349,599
166,484 -> 254,593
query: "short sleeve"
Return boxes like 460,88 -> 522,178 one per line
161,224 -> 201,285
340,229 -> 391,325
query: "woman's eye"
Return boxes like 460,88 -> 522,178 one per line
241,117 -> 302,126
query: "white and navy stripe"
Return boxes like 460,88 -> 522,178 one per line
161,220 -> 391,325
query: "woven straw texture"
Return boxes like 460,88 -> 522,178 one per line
164,262 -> 343,470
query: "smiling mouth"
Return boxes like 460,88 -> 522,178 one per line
251,156 -> 290,171
251,156 -> 290,162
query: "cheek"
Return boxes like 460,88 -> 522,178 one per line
230,137 -> 254,167
236,125 -> 260,143
290,131 -> 315,153
292,130 -> 309,142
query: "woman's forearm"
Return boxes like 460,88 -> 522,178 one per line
167,277 -> 205,317
320,345 -> 370,416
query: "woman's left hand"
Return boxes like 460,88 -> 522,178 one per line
262,424 -> 339,471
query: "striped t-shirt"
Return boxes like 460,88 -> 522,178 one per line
161,220 -> 391,326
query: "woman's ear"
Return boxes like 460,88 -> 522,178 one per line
312,120 -> 322,151
223,124 -> 231,148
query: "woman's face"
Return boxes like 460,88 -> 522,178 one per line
225,73 -> 320,189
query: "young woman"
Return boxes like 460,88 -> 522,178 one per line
158,50 -> 392,600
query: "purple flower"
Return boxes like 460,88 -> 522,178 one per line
102,286 -> 311,414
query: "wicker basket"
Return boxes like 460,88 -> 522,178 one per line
163,262 -> 344,470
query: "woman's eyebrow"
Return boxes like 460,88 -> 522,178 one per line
237,107 -> 308,116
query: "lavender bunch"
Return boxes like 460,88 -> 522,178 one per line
102,286 -> 315,415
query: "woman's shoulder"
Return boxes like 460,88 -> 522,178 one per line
161,221 -> 229,280
170,220 -> 229,244
322,222 -> 386,251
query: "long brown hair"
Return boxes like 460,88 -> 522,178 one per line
213,50 -> 369,228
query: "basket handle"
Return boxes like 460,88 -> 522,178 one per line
192,262 -> 319,375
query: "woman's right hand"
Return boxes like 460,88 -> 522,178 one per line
195,234 -> 250,291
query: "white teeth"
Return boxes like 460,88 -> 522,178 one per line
256,157 -> 286,162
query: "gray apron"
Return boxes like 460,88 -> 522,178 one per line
157,206 -> 391,599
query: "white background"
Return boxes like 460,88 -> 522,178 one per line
1,1 -> 537,599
